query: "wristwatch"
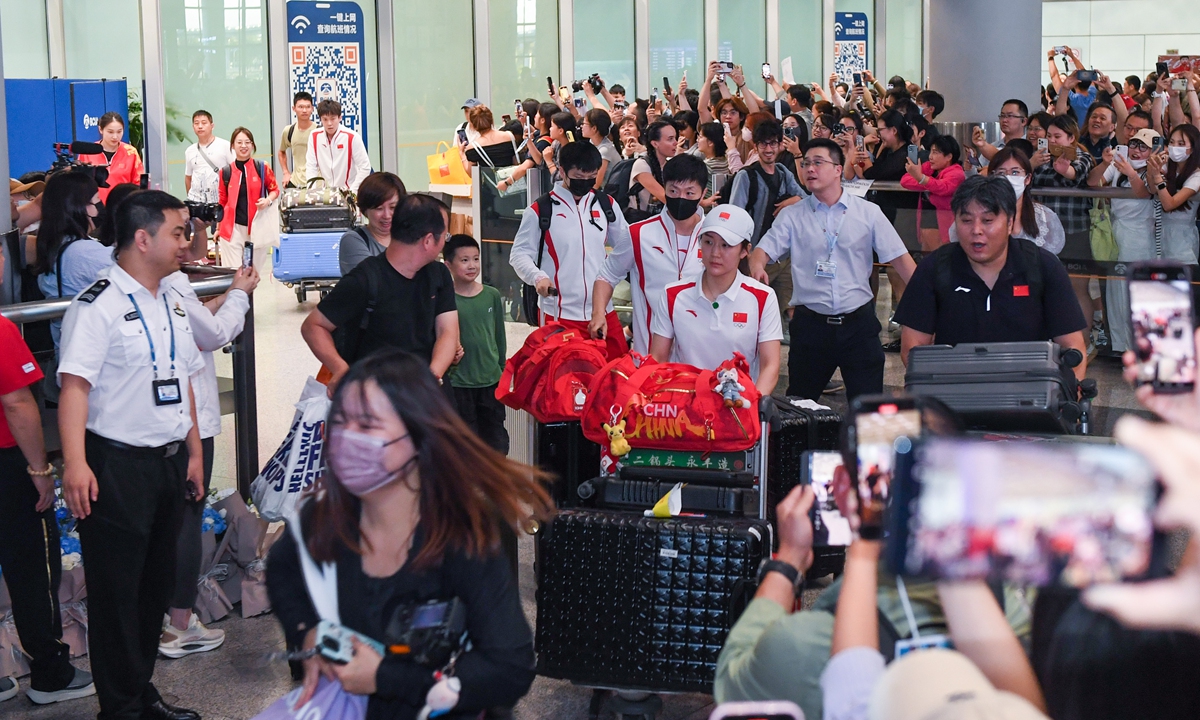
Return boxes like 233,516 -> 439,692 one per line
757,558 -> 804,597
1158,181 -> 1168,191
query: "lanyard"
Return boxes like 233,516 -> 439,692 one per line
823,206 -> 849,261
127,293 -> 176,380
665,217 -> 700,278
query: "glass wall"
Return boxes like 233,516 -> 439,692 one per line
63,0 -> 143,86
649,0 -> 703,99
886,0 -> 922,86
359,2 -> 381,170
1,0 -> 49,78
574,0 -> 635,98
490,0 -> 559,109
718,0 -> 766,97
778,0 -> 823,90
393,0 -> 475,186
160,0 -> 270,196
835,0 -> 873,70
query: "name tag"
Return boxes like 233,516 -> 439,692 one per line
895,633 -> 953,658
815,260 -> 837,279
153,378 -> 182,406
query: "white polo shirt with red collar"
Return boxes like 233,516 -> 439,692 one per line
651,272 -> 784,381
598,210 -> 704,354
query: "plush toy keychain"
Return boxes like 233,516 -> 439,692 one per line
603,420 -> 632,458
714,367 -> 750,409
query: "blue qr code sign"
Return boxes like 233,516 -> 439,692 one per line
291,42 -> 366,140
834,42 -> 867,84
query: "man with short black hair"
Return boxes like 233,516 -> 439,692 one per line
1080,102 -> 1118,161
894,175 -> 1087,378
915,90 -> 944,122
58,190 -> 206,720
786,84 -> 815,129
750,139 -> 917,401
609,84 -> 627,106
277,91 -> 315,188
305,98 -> 372,193
1120,108 -> 1153,144
303,193 -> 460,391
184,110 -> 232,204
511,141 -> 631,358
974,99 -> 1028,163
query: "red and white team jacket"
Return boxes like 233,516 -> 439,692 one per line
598,209 -> 704,354
305,124 -> 372,193
510,184 -> 631,322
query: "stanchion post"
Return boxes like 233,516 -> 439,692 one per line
232,297 -> 259,501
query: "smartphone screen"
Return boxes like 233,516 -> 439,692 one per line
761,63 -> 772,80
1129,264 -> 1197,393
894,439 -> 1157,586
851,400 -> 922,539
242,242 -> 254,269
804,451 -> 853,547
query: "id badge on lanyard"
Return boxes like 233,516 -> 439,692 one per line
128,293 -> 182,406
815,208 -> 848,279
892,576 -> 954,658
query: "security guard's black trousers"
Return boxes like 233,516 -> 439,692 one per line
787,303 -> 886,401
0,446 -> 75,692
78,431 -> 186,720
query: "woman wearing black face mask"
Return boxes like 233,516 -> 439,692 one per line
590,154 -> 709,354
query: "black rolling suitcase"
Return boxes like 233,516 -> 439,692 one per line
905,341 -> 1085,434
575,473 -> 753,516
281,204 -> 355,233
534,509 -> 771,692
536,421 -> 601,508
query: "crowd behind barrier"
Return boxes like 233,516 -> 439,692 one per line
2,43 -> 1200,720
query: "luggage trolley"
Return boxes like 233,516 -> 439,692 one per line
532,400 -> 783,720
273,181 -> 357,303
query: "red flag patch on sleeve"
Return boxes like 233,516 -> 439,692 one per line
1013,285 -> 1030,297
733,312 -> 749,323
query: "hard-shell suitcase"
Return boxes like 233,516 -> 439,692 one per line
534,509 -> 770,693
905,341 -> 1082,434
281,204 -> 355,233
575,476 -> 752,515
536,421 -> 601,508
272,232 -> 344,281
765,397 -> 841,520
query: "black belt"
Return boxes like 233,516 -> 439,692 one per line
88,431 -> 183,458
793,302 -> 875,326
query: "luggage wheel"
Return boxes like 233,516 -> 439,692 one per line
319,289 -> 330,300
295,285 -> 306,303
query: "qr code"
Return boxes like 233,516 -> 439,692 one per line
290,42 -> 364,135
833,42 -> 866,84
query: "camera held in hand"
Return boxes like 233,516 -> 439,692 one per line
49,141 -> 110,188
185,201 -> 224,225
384,598 -> 467,669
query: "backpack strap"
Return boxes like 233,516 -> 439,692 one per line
257,161 -> 268,198
535,192 -> 555,268
55,237 -> 83,298
591,192 -> 617,224
286,123 -> 295,145
345,256 -> 382,363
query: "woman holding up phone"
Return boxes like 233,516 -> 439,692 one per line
852,109 -> 911,181
1146,123 -> 1200,264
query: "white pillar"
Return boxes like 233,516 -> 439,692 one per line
474,0 -> 492,105
822,0 -> 835,83
267,0 -> 291,176
376,0 -> 398,174
46,0 -> 66,77
635,0 -> 650,100
138,0 -> 167,189
704,0 -> 718,65
928,0 -> 1042,122
558,0 -> 574,87
766,0 -> 779,80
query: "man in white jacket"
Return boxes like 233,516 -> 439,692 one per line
305,99 -> 372,194
509,141 -> 631,358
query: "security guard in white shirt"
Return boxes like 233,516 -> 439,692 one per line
591,153 -> 708,354
510,141 -> 632,358
306,99 -> 372,193
651,204 -> 784,395
57,191 -> 206,720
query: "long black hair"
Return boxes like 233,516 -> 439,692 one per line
989,146 -> 1041,239
97,183 -> 140,247
1167,123 -> 1200,194
644,120 -> 675,186
33,170 -> 99,275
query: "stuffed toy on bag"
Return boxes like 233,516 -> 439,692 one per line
714,367 -> 750,409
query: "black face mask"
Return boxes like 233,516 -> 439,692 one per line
90,201 -> 107,236
566,177 -> 594,197
665,196 -> 699,221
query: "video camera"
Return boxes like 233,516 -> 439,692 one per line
50,141 -> 110,188
184,201 -> 223,225
383,598 -> 467,668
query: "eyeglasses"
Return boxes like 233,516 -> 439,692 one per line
757,140 -> 781,149
799,159 -> 839,169
998,113 -> 1027,120
992,168 -> 1027,177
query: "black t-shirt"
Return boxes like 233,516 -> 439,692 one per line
317,254 -> 457,363
893,238 -> 1087,345
234,159 -> 249,226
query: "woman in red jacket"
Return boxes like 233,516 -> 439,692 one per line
217,126 -> 279,267
76,112 -> 144,203
901,134 -> 966,250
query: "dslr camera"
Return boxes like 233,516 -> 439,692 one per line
383,598 -> 467,669
572,74 -> 603,94
185,201 -> 224,225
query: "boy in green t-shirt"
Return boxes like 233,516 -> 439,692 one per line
444,235 -> 509,454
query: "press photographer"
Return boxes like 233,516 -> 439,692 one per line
266,350 -> 554,720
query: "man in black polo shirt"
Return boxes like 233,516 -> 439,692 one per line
895,175 -> 1089,380
302,193 -> 460,391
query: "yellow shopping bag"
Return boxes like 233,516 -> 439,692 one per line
427,141 -> 471,185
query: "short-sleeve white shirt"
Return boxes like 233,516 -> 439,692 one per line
184,137 -> 234,203
58,264 -> 206,447
651,272 -> 783,381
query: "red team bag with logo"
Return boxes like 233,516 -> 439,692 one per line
581,352 -> 761,453
496,323 -> 609,423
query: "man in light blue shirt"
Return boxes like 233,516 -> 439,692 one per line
749,138 -> 916,401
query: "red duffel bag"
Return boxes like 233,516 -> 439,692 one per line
496,323 -> 609,423
581,352 -> 761,453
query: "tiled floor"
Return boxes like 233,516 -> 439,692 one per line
4,276 -> 1152,720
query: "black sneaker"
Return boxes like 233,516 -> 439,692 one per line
881,339 -> 902,353
26,667 -> 95,705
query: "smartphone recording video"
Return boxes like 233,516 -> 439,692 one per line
802,451 -> 853,547
889,439 -> 1158,586
761,63 -> 772,80
848,398 -> 922,539
716,61 -> 735,75
1129,263 -> 1197,393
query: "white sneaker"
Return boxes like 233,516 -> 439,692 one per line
0,676 -> 17,703
159,613 -> 225,658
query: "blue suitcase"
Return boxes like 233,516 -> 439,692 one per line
272,231 -> 344,281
